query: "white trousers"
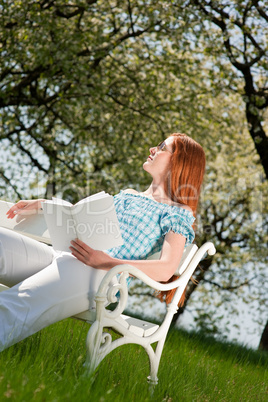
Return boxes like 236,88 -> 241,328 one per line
0,228 -> 109,351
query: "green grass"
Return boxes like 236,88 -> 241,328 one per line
0,319 -> 267,401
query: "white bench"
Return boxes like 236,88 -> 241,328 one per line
0,229 -> 215,385
77,242 -> 215,385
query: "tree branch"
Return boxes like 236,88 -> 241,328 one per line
255,2 -> 268,22
0,170 -> 22,199
11,135 -> 49,174
204,275 -> 258,291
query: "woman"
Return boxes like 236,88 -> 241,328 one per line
0,133 -> 206,351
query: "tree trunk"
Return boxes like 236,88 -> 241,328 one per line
191,0 -> 268,181
259,320 -> 268,351
245,95 -> 268,181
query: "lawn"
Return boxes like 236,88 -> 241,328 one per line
0,319 -> 267,401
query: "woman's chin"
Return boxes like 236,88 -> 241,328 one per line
143,161 -> 151,172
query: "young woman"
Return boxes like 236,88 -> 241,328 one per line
0,133 -> 206,351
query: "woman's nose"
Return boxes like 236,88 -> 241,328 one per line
150,146 -> 156,155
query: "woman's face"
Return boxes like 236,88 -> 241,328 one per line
143,136 -> 174,180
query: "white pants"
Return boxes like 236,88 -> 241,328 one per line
0,228 -> 109,351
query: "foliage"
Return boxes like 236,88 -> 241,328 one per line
0,0 -> 243,198
191,94 -> 268,336
189,0 -> 268,178
0,0 -> 206,199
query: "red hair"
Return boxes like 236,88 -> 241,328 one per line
165,133 -> 206,217
159,133 -> 206,306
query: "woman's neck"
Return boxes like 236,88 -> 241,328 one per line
142,183 -> 170,204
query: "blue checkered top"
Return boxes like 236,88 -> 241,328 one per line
106,191 -> 195,260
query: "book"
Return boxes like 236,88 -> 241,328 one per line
0,192 -> 123,252
41,192 -> 123,252
0,200 -> 51,244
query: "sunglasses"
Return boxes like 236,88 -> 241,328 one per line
156,141 -> 173,154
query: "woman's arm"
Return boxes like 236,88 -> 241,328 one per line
70,231 -> 186,282
6,199 -> 46,219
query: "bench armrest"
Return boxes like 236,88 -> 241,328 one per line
94,242 -> 216,320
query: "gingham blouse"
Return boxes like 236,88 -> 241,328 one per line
106,191 -> 195,260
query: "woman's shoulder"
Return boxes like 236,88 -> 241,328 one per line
169,201 -> 192,212
120,189 -> 193,213
121,188 -> 140,195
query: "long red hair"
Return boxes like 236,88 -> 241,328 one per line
159,133 -> 206,306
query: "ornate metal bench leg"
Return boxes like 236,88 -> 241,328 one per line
146,332 -> 168,388
84,321 -> 104,375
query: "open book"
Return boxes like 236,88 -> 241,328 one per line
41,192 -> 123,252
0,192 -> 123,252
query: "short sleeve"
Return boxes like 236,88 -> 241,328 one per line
160,209 -> 195,245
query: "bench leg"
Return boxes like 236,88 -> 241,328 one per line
84,320 -> 108,374
85,320 -> 166,387
145,334 -> 168,387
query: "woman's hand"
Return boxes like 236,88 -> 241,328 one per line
70,238 -> 114,270
6,199 -> 45,219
